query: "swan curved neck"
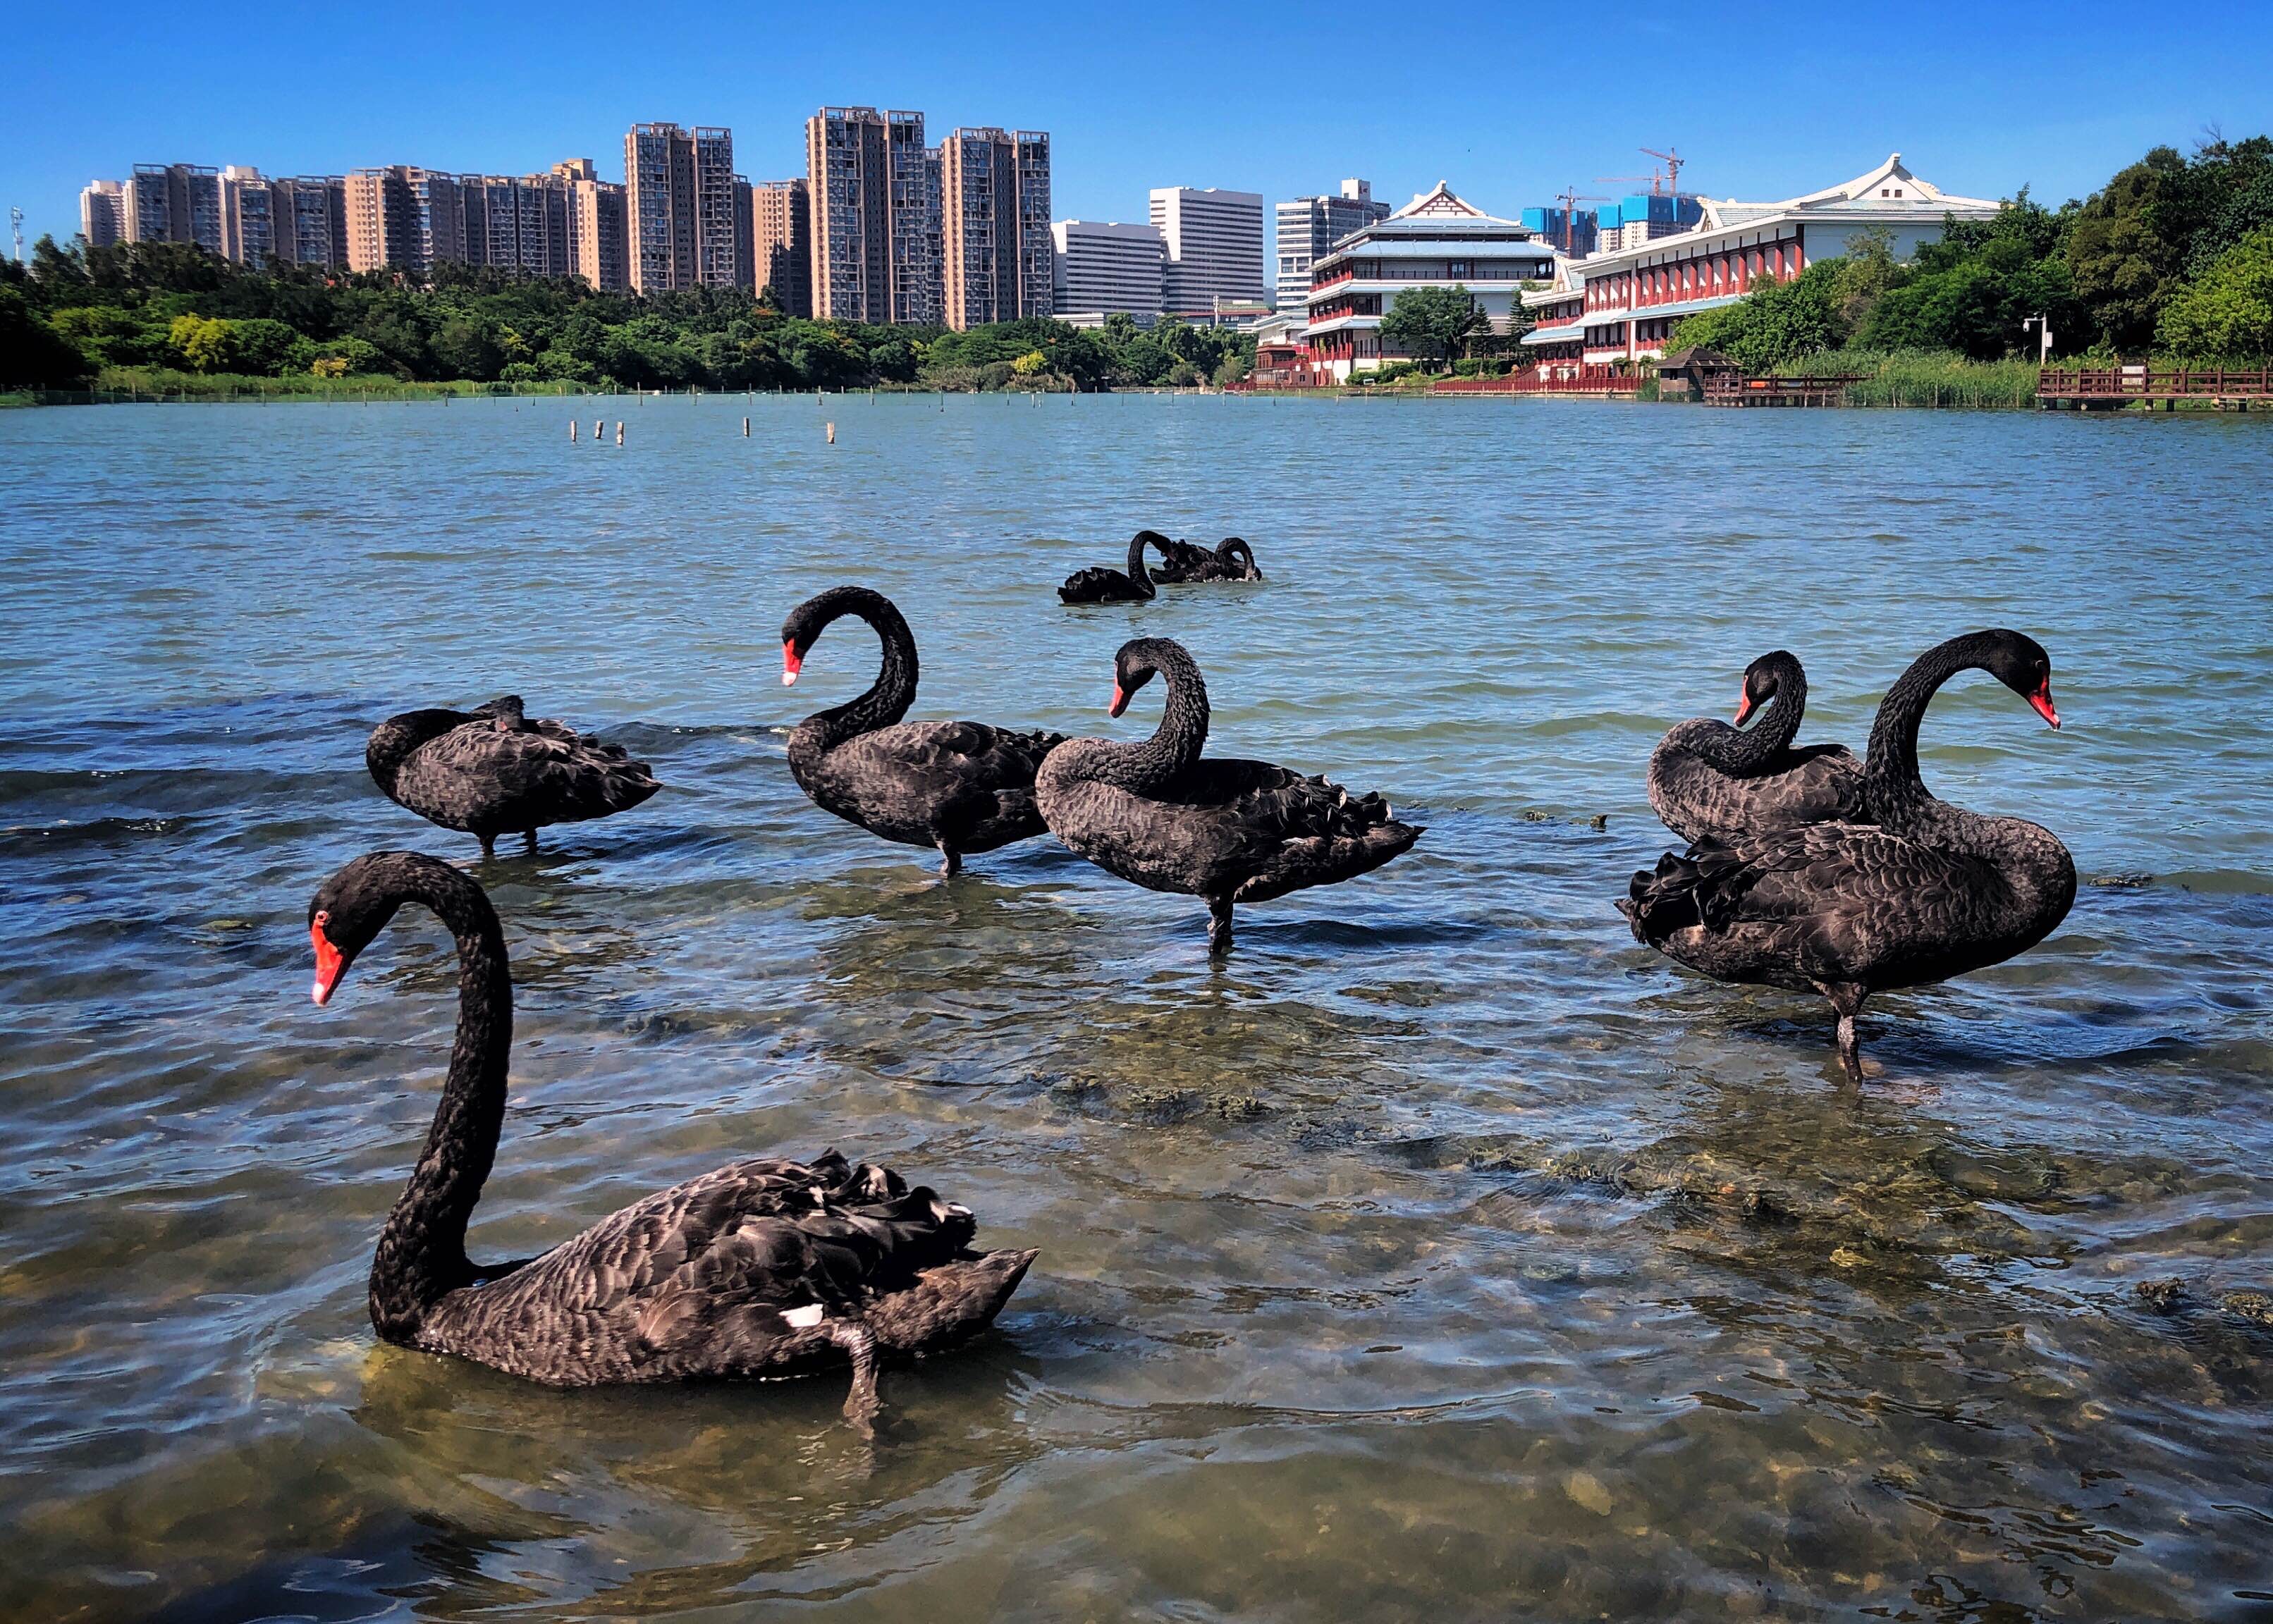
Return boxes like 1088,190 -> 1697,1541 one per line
1125,533 -> 1160,593
1864,633 -> 1996,835
1093,648 -> 1208,792
367,709 -> 468,791
369,866 -> 512,1342
1701,656 -> 1806,773
795,591 -> 919,750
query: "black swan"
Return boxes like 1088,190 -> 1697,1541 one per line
1058,531 -> 1168,603
1035,637 -> 1423,954
307,849 -> 1034,1423
783,586 -> 1067,875
1619,629 -> 2075,1080
1149,536 -> 1263,584
367,696 -> 659,857
1646,650 -> 1867,844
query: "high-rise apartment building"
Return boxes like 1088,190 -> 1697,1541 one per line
271,177 -> 350,269
624,122 -> 740,293
1274,179 -> 1390,310
938,128 -> 1052,328
733,177 -> 755,292
80,180 -> 126,249
127,164 -> 225,253
552,159 -> 629,293
750,178 -> 811,316
885,112 -> 941,325
806,107 -> 893,323
345,166 -> 465,275
218,166 -> 276,269
1150,187 -> 1266,315
1050,220 -> 1164,319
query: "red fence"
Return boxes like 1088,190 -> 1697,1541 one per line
1433,364 -> 1641,395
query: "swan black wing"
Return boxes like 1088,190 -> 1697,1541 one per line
1146,537 -> 1216,584
398,713 -> 659,830
1059,567 -> 1144,604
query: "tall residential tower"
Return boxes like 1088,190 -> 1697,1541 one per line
1149,187 -> 1266,316
1274,180 -> 1390,311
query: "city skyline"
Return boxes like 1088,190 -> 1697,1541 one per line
10,1 -> 2269,261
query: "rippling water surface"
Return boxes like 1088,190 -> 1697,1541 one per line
2,393 -> 2269,1621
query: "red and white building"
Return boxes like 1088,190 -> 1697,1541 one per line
1520,154 -> 2003,365
1301,183 -> 1563,381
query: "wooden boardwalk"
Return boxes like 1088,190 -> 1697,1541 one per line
1702,374 -> 1865,407
2038,367 -> 2273,409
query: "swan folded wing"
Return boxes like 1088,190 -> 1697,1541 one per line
428,718 -> 659,819
1628,823 -> 2020,985
1058,567 -> 1136,602
1147,537 -> 1214,582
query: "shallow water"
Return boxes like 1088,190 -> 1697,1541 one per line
1,392 -> 2269,1622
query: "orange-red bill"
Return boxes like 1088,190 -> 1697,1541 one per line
1734,686 -> 1756,726
781,641 -> 802,687
1109,682 -> 1129,718
2028,681 -> 2061,730
311,919 -> 344,1005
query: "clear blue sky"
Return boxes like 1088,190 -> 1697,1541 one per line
6,1 -> 2267,254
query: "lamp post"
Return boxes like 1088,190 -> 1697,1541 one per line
2021,315 -> 2052,364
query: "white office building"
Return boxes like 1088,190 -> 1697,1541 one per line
80,180 -> 127,248
1274,179 -> 1390,311
1053,219 -> 1165,321
1149,185 -> 1265,316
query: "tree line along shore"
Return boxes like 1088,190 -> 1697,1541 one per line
4,135 -> 2267,408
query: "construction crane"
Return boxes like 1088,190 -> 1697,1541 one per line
1641,147 -> 1686,195
1555,186 -> 1606,254
1595,174 -> 1664,195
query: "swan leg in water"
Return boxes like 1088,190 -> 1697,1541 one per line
827,1319 -> 881,1437
1207,897 -> 1234,956
522,829 -> 538,856
937,842 -> 961,878
1815,980 -> 1868,1083
479,832 -> 496,859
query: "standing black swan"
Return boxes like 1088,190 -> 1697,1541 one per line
1149,536 -> 1263,584
1058,531 -> 1168,603
1036,637 -> 1423,954
366,696 -> 660,857
783,586 -> 1067,875
1619,630 -> 2075,1080
1647,651 -> 1867,844
307,849 -> 1034,1423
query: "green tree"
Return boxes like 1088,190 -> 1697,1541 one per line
1379,284 -> 1488,371
2157,226 -> 2273,359
0,285 -> 94,387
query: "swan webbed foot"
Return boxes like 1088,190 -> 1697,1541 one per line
827,1319 -> 880,1438
937,844 -> 961,878
1206,898 -> 1234,957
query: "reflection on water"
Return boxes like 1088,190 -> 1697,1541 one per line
1,395 -> 2269,1620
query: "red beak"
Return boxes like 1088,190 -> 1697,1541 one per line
2028,680 -> 2060,730
1108,682 -> 1129,718
1733,687 -> 1756,727
310,920 -> 345,1006
782,641 -> 802,687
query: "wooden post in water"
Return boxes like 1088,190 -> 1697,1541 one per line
742,417 -> 750,436
615,422 -> 625,445
593,419 -> 602,441
570,419 -> 578,442
826,422 -> 835,444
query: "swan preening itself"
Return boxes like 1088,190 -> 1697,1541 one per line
367,696 -> 659,856
1148,535 -> 1263,584
307,850 -> 1034,1424
783,586 -> 1067,874
1058,531 -> 1165,604
1647,651 -> 1868,844
1036,637 -> 1422,954
1058,531 -> 1263,601
1622,631 -> 2074,1080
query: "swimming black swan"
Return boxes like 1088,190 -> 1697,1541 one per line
783,586 -> 1067,875
1036,637 -> 1423,954
307,849 -> 1034,1423
366,696 -> 660,856
1647,651 -> 1867,844
1619,630 -> 2074,1080
1149,536 -> 1263,584
1058,531 -> 1168,603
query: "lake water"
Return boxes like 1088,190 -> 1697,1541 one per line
1,392 -> 2269,1622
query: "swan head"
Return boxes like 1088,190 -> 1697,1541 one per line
1109,637 -> 1188,718
1978,629 -> 2060,730
306,851 -> 432,1005
781,585 -> 899,689
1734,651 -> 1799,727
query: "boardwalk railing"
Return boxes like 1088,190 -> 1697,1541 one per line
2038,367 -> 2273,401
1702,373 -> 1866,407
